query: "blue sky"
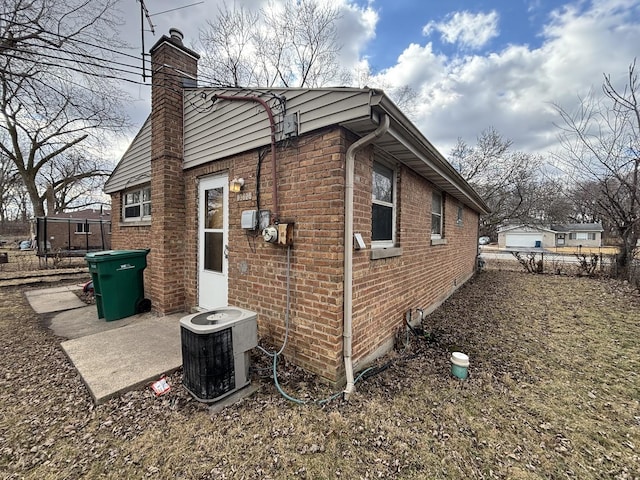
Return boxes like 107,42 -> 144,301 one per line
114,0 -> 640,161
364,0 -> 544,68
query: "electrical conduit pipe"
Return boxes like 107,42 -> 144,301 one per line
343,113 -> 390,400
212,94 -> 280,222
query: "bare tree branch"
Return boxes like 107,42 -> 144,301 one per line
197,0 -> 343,88
553,59 -> 640,271
0,0 -> 130,217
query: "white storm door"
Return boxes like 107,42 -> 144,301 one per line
198,174 -> 228,309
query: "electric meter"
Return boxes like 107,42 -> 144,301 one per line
262,226 -> 278,243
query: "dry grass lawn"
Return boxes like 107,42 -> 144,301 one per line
0,268 -> 639,479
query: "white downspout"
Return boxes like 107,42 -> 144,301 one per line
343,113 -> 390,400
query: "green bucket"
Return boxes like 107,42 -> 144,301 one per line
450,352 -> 469,379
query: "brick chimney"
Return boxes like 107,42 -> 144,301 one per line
148,28 -> 199,314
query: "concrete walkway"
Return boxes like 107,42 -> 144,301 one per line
25,285 -> 183,405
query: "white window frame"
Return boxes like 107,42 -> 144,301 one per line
570,232 -> 596,241
456,205 -> 463,226
371,161 -> 397,249
75,222 -> 91,234
431,191 -> 443,239
123,185 -> 151,222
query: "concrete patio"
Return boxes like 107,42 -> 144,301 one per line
25,285 -> 183,404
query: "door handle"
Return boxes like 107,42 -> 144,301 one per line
224,244 -> 229,259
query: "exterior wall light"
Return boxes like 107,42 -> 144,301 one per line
230,177 -> 245,193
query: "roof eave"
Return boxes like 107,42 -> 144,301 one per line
368,92 -> 490,215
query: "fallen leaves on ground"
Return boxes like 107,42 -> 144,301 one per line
1,268 -> 639,479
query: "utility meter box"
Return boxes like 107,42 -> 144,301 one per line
277,223 -> 294,246
241,210 -> 258,229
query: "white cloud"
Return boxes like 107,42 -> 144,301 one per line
114,0 -> 379,157
423,11 -> 500,50
374,0 -> 640,158
373,42 -> 447,91
115,0 -> 640,164
334,0 -> 379,67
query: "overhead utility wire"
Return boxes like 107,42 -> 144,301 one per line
6,48 -> 144,79
2,19 -> 284,93
1,18 -> 255,88
3,50 -> 225,98
2,53 -> 154,87
1,18 -> 148,64
5,34 -> 221,89
14,41 -> 148,73
150,2 -> 205,17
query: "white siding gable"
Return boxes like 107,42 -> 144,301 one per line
104,116 -> 152,194
183,88 -> 371,170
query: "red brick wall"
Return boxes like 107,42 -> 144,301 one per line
111,118 -> 479,384
42,221 -> 111,251
109,194 -> 149,249
351,151 -> 479,371
147,35 -> 198,314
109,34 -> 197,313
184,128 -> 347,381
109,192 -> 153,291
104,23 -> 484,387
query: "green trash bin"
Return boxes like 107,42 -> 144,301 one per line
85,249 -> 151,321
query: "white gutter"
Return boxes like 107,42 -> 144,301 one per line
343,113 -> 390,400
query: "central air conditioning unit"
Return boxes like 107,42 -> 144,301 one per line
180,307 -> 257,403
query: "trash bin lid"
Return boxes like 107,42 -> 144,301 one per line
85,249 -> 150,262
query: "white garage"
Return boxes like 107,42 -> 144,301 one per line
504,233 -> 543,248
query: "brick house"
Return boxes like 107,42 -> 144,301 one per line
104,29 -> 489,389
35,208 -> 111,254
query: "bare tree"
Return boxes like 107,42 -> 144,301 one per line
0,152 -> 18,222
39,152 -> 110,213
0,0 -> 129,217
350,63 -> 417,119
450,127 -> 539,237
554,60 -> 640,272
198,0 -> 343,88
198,3 -> 259,87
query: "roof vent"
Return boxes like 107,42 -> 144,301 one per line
169,28 -> 184,45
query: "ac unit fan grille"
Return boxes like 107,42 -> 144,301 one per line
181,326 -> 235,400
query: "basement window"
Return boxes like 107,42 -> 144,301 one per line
123,186 -> 151,222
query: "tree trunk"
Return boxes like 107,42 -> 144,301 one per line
22,173 -> 45,218
618,227 -> 638,274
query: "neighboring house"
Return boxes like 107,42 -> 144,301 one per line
104,29 -> 490,388
35,208 -> 111,254
498,223 -> 603,249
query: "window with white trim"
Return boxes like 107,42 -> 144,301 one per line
456,205 -> 463,226
570,232 -> 596,241
371,161 -> 396,247
123,186 -> 151,221
431,191 -> 443,238
76,222 -> 90,234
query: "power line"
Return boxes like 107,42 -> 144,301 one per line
5,47 -> 144,79
4,34 -> 230,89
1,18 -> 145,64
2,52 -> 152,88
150,2 -> 205,17
1,15 -> 244,88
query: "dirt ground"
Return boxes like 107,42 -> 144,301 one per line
1,266 -> 639,479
